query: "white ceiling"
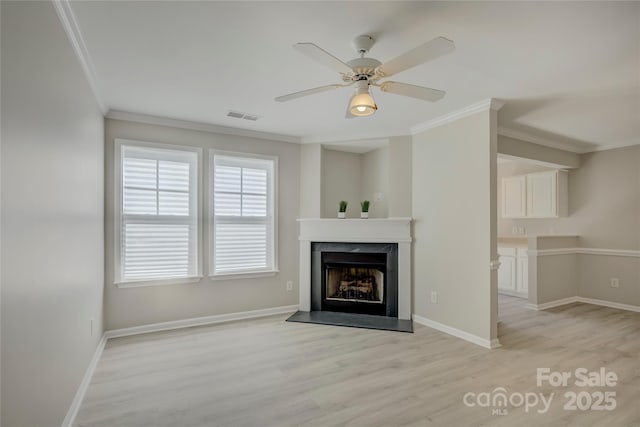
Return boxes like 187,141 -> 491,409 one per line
69,1 -> 639,152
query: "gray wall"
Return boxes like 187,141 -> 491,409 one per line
321,146 -> 390,219
412,110 -> 497,342
299,144 -> 322,218
322,149 -> 362,218
1,2 -> 105,425
388,136 -> 412,218
361,147 -> 389,218
104,119 -> 300,330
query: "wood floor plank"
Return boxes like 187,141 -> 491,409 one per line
75,296 -> 640,426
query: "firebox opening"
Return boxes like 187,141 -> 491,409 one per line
325,265 -> 384,304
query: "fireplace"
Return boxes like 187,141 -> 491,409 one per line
311,242 -> 398,317
296,218 -> 412,324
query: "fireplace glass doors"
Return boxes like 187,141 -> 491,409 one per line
325,266 -> 384,304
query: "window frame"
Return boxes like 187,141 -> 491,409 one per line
114,138 -> 203,288
209,149 -> 278,279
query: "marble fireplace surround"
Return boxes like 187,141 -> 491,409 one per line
298,218 -> 412,320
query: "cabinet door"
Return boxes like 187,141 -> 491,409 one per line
497,252 -> 516,292
516,250 -> 528,295
502,176 -> 526,218
527,171 -> 557,217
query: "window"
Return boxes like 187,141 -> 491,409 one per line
211,152 -> 276,276
116,142 -> 200,284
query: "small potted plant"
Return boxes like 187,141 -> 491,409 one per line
338,200 -> 348,219
360,200 -> 370,219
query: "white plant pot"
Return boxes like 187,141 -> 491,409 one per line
360,212 -> 369,219
338,212 -> 346,219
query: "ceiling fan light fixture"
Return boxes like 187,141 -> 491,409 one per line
349,93 -> 377,116
348,82 -> 377,116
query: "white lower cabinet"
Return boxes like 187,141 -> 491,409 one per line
516,248 -> 528,294
498,246 -> 528,298
497,247 -> 516,292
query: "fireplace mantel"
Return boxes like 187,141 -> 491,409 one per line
298,218 -> 412,320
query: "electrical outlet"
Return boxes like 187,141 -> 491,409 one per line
430,291 -> 438,304
286,281 -> 293,291
610,278 -> 619,288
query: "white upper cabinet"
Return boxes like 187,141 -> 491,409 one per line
502,170 -> 568,218
502,176 -> 526,218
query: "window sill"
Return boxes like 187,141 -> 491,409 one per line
115,276 -> 203,289
209,270 -> 279,281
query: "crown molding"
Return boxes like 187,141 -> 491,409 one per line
497,126 -> 590,154
587,140 -> 640,153
410,98 -> 504,135
52,0 -> 107,114
106,110 -> 301,144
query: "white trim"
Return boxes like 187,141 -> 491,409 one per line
577,248 -> 640,258
411,98 -> 504,135
114,139 -> 203,285
52,0 -> 106,114
116,276 -> 203,289
586,141 -> 640,153
299,236 -> 413,243
525,297 -> 580,311
209,150 -> 278,276
526,296 -> 640,313
412,314 -> 501,349
209,270 -> 279,281
106,110 -> 300,144
61,334 -> 107,427
498,126 -> 589,154
105,305 -> 299,339
529,248 -> 640,258
301,134 -> 391,146
498,289 -> 528,299
528,248 -> 577,257
575,297 -> 640,313
499,126 -> 639,154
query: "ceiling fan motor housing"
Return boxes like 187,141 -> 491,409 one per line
343,57 -> 382,82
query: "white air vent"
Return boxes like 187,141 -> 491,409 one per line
227,111 -> 260,121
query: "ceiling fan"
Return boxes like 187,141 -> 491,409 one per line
275,35 -> 455,118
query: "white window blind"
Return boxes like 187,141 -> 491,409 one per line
212,153 -> 276,275
119,144 -> 198,283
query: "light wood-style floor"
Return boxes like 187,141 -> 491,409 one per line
76,296 -> 640,426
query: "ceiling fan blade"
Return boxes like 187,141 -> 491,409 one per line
379,81 -> 445,102
376,37 -> 455,78
275,84 -> 345,102
293,43 -> 353,75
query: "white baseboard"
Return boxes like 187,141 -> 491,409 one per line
575,297 -> 640,313
525,296 -> 640,313
525,297 -> 580,311
498,289 -> 528,299
105,304 -> 299,339
61,333 -> 107,427
412,314 -> 501,349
